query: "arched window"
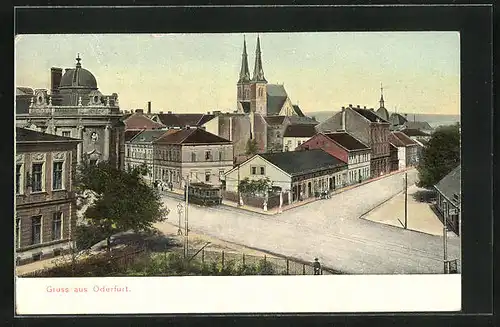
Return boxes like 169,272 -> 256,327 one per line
245,89 -> 249,99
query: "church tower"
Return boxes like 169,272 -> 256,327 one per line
237,37 -> 252,113
251,35 -> 268,116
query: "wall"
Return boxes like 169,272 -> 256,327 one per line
253,113 -> 268,153
398,146 -> 406,170
297,134 -> 348,163
225,155 -> 292,193
282,136 -> 311,152
231,115 -> 252,158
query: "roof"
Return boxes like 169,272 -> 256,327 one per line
352,107 -> 389,123
434,165 -> 461,206
400,128 -> 430,137
124,130 -> 142,142
16,127 -> 81,143
283,124 -> 317,138
392,131 -> 418,146
129,130 -> 168,144
59,57 -> 98,89
123,112 -> 165,130
389,113 -> 408,125
264,116 -> 286,126
285,116 -> 319,125
155,113 -> 215,128
388,132 -> 406,147
292,105 -> 305,117
376,107 -> 390,121
260,149 -> 346,177
323,132 -> 370,151
266,84 -> 288,115
16,87 -> 34,96
153,127 -> 230,145
403,121 -> 433,130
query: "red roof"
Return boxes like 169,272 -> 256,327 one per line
153,127 -> 230,145
123,112 -> 165,130
388,132 -> 406,147
393,131 -> 418,146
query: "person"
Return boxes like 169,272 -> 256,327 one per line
313,258 -> 321,275
169,181 -> 173,191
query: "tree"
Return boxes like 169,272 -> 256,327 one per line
75,160 -> 169,252
245,138 -> 258,155
238,177 -> 272,196
417,123 -> 460,188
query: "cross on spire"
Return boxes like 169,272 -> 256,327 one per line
76,53 -> 82,68
379,82 -> 385,108
238,36 -> 250,83
252,35 -> 267,82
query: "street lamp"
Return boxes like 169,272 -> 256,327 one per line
176,203 -> 183,236
397,171 -> 408,229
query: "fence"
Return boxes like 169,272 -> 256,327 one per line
222,191 -> 289,210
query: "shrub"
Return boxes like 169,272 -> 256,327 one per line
74,224 -> 108,251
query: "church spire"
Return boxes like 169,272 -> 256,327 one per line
379,82 -> 385,108
75,53 -> 82,68
238,36 -> 250,83
252,35 -> 267,82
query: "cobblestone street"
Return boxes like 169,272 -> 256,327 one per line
157,169 -> 461,274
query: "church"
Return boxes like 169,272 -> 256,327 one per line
15,55 -> 125,169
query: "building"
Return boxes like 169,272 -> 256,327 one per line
122,109 -> 165,142
15,128 -> 81,265
434,165 -> 461,235
282,124 -> 317,152
375,84 -> 390,121
297,131 -> 371,185
401,120 -> 434,135
224,149 -> 347,203
125,129 -> 168,183
388,133 -> 406,171
389,112 -> 408,130
393,131 -> 419,167
152,127 -> 233,190
15,55 -> 126,169
400,128 -> 431,143
316,104 -> 391,178
151,111 -> 216,129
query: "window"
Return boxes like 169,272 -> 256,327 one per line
205,151 -> 212,161
260,167 -> 265,175
52,162 -> 63,190
52,212 -> 62,241
16,216 -> 21,248
16,164 -> 22,194
218,151 -> 223,161
32,163 -> 43,192
191,152 -> 196,162
31,216 -> 42,245
251,167 -> 257,175
89,159 -> 97,166
219,170 -> 224,181
62,131 -> 71,137
205,171 -> 211,182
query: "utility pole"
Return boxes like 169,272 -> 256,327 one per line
237,163 -> 241,207
404,170 -> 408,229
184,175 -> 189,258
443,223 -> 448,274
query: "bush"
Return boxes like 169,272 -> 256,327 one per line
74,224 -> 108,251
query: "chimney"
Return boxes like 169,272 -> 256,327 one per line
50,67 -> 63,94
364,106 -> 366,109
349,104 -> 353,108
167,111 -> 172,114
207,111 -> 210,114
147,101 -> 151,114
135,109 -> 144,114
341,106 -> 346,131
357,105 -> 360,108
159,111 -> 164,114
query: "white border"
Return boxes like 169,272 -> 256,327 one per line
16,275 -> 461,314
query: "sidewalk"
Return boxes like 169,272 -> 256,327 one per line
221,168 -> 417,216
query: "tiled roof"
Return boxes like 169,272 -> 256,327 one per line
376,107 -> 390,121
292,104 -> 305,117
129,130 -> 169,144
16,128 -> 80,143
323,132 -> 370,151
260,149 -> 346,177
156,113 -> 215,127
120,113 -> 133,121
283,124 -> 317,138
352,107 -> 389,123
393,131 -> 418,146
264,116 -> 286,125
388,132 -> 406,147
16,87 -> 34,96
389,113 -> 408,125
434,165 -> 461,205
285,116 -> 319,125
123,113 -> 165,130
153,127 -> 230,145
266,84 -> 288,115
400,128 -> 430,137
403,121 -> 433,130
124,130 -> 142,142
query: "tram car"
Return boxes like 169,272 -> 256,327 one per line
185,182 -> 222,206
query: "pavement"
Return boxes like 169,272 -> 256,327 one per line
156,169 -> 461,275
361,184 -> 455,237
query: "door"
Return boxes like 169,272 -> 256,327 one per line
307,182 -> 312,197
332,176 -> 336,190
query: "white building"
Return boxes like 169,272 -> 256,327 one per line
282,124 -> 317,152
225,149 -> 347,203
125,130 -> 167,183
152,127 -> 233,190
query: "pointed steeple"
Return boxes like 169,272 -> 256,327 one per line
238,36 -> 250,83
379,82 -> 385,108
75,53 -> 82,68
252,35 -> 267,82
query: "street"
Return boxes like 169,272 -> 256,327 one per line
156,170 -> 461,274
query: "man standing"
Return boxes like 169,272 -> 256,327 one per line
313,258 -> 321,275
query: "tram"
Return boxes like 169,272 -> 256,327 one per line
184,182 -> 222,206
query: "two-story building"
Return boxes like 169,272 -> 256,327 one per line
388,131 -> 420,168
434,165 -> 461,235
125,129 -> 168,184
152,127 -> 234,190
388,132 -> 407,171
282,124 -> 317,152
224,149 -> 347,203
297,131 -> 371,186
15,128 -> 81,265
315,104 -> 391,178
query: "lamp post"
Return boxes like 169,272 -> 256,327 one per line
443,200 -> 448,274
176,203 -> 183,236
184,175 -> 190,258
237,163 -> 241,207
404,170 -> 408,229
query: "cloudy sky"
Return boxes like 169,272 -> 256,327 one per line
15,32 -> 460,115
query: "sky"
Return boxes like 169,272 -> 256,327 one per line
15,32 -> 460,115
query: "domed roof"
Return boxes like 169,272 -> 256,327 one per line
58,54 -> 97,89
376,107 -> 390,121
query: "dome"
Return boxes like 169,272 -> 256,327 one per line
58,54 -> 98,89
376,107 -> 390,121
